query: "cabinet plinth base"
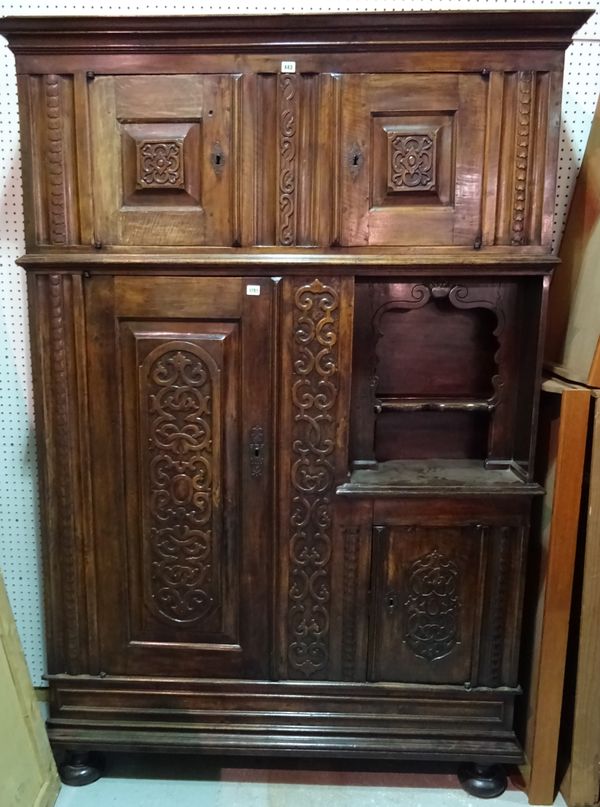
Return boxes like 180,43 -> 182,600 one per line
59,751 -> 103,787
458,763 -> 507,799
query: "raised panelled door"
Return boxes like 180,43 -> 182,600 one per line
339,74 -> 487,246
90,75 -> 238,246
86,276 -> 273,677
368,520 -> 527,686
369,524 -> 485,685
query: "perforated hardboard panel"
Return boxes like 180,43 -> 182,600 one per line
1,1 -> 598,687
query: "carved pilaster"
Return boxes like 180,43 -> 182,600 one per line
45,77 -> 69,244
341,527 -> 360,680
47,274 -> 81,672
286,278 -> 341,678
487,528 -> 511,686
26,74 -> 80,246
278,74 -> 298,246
511,72 -> 534,245
477,526 -> 514,687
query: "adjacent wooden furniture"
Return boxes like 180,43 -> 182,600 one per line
0,11 -> 589,796
559,390 -> 600,807
546,94 -> 600,387
518,377 -> 591,806
0,570 -> 60,807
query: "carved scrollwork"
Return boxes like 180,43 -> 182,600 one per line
136,140 -> 185,188
288,279 -> 340,677
278,74 -> 298,246
388,133 -> 436,191
404,549 -> 460,661
142,343 -> 218,624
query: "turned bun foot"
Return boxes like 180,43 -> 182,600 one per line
458,763 -> 507,799
59,751 -> 103,786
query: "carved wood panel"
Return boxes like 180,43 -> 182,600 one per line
279,277 -> 354,680
141,343 -> 220,626
123,324 -> 234,647
136,140 -> 185,189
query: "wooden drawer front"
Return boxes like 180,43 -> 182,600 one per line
340,74 -> 486,246
91,75 -> 237,246
86,276 -> 273,678
369,520 -> 525,686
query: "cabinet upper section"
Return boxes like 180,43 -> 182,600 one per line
0,12 -> 591,258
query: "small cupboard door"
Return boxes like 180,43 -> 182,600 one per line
339,74 -> 486,246
86,276 -> 273,678
90,75 -> 238,246
369,520 -> 526,686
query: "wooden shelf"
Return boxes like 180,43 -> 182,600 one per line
337,459 -> 543,497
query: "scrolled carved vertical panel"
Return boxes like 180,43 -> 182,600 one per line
278,74 -> 298,246
141,342 -> 220,625
284,277 -> 345,679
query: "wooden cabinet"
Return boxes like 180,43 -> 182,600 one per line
0,9 -> 590,797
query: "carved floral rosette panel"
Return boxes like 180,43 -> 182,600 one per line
287,279 -> 341,678
404,549 -> 460,662
141,342 -> 220,626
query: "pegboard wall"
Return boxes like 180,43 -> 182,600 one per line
0,1 -> 599,688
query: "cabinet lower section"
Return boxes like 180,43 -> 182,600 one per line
46,676 -> 522,763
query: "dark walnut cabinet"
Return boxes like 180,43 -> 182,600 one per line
0,11 -> 590,796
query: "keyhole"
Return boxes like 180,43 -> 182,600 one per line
215,154 -> 221,166
386,594 -> 396,612
254,447 -> 260,457
353,154 -> 360,166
